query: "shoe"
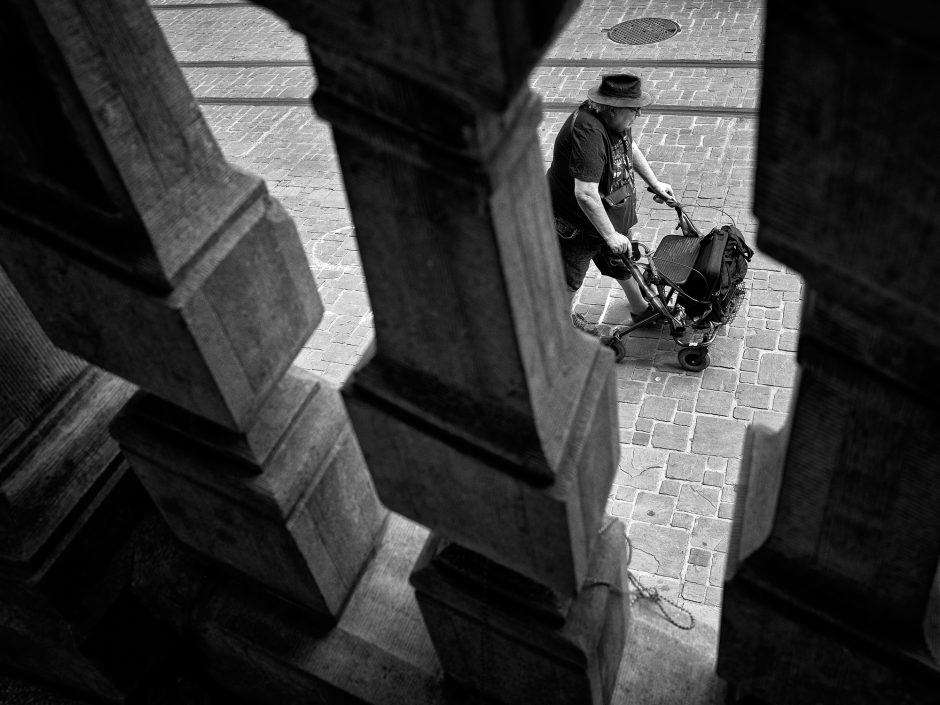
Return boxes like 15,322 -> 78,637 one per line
571,312 -> 598,336
629,305 -> 661,328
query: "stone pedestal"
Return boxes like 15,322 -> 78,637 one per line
0,270 -> 168,701
1,0 -> 388,695
717,2 -> 940,701
410,523 -> 629,705
253,2 -> 631,701
112,368 -> 387,620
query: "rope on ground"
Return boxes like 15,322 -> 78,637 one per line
584,517 -> 695,631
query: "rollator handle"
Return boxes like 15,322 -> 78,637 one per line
646,185 -> 678,207
646,186 -> 700,237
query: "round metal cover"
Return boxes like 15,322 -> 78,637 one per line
607,18 -> 680,45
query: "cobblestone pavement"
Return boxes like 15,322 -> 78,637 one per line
153,0 -> 797,632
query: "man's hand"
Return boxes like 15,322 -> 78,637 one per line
653,181 -> 676,203
604,230 -> 632,255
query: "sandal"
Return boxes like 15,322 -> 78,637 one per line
571,312 -> 598,336
629,305 -> 661,328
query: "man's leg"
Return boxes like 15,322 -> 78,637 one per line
594,249 -> 652,320
616,276 -> 651,316
558,233 -> 592,311
558,233 -> 604,333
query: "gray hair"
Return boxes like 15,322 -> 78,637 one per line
585,98 -> 620,117
585,98 -> 608,114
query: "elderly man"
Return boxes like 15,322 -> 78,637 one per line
547,73 -> 676,331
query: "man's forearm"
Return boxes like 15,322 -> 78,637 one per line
575,188 -> 621,242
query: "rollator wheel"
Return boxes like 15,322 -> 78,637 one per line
600,335 -> 627,363
678,346 -> 710,372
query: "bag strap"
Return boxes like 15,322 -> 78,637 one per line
724,226 -> 754,261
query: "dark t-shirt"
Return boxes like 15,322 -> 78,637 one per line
547,103 -> 634,236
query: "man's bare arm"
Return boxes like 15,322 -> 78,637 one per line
573,178 -> 631,254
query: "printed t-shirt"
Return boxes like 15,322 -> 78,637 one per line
547,103 -> 634,238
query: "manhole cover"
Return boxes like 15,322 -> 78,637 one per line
607,18 -> 680,45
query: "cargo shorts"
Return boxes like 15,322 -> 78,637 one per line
555,216 -> 630,292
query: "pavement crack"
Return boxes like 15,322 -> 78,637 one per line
690,485 -> 719,511
631,463 -> 664,479
630,545 -> 662,574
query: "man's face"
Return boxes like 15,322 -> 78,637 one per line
604,106 -> 641,133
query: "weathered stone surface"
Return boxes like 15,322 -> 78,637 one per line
617,378 -> 646,404
783,300 -> 803,329
708,337 -> 744,369
346,344 -> 617,596
640,396 -> 677,421
628,523 -> 690,579
752,409 -> 789,432
665,452 -> 707,482
748,289 -> 782,308
710,553 -> 728,586
676,484 -> 721,517
691,516 -> 732,553
663,376 -> 701,400
412,521 -> 629,705
736,383 -> 773,409
691,417 -> 748,458
618,402 -> 640,429
703,470 -> 725,487
701,368 -> 739,392
618,447 -> 668,491
695,390 -> 734,416
0,0 -> 323,433
651,422 -> 689,451
745,330 -> 779,351
688,548 -> 712,568
768,273 -> 802,292
772,388 -> 794,413
659,479 -> 681,496
632,491 -> 677,526
114,370 -> 387,618
757,352 -> 798,387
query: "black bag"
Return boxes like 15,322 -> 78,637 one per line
680,225 -> 753,323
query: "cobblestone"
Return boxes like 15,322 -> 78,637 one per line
629,523 -> 689,579
691,516 -> 732,553
676,484 -> 720,516
691,416 -> 748,457
633,491 -> 677,525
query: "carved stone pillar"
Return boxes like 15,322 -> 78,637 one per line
0,268 -> 165,701
0,0 -> 385,634
248,2 -> 629,702
717,2 -> 940,701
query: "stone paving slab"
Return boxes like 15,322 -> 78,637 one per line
157,0 -> 789,631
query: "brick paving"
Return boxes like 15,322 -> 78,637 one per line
534,65 -> 760,109
546,0 -> 763,61
154,0 -> 796,631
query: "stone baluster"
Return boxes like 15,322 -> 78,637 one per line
248,1 -> 629,702
717,2 -> 940,702
0,0 -> 385,630
0,267 -> 164,701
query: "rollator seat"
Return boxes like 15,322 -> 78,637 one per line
651,234 -> 701,287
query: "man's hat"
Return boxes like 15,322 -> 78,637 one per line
588,73 -> 652,108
